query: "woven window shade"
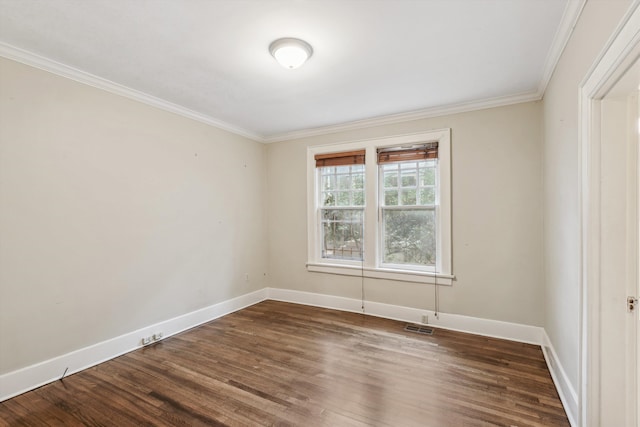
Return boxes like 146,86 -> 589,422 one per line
377,143 -> 438,164
315,150 -> 366,167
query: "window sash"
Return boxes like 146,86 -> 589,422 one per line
319,165 -> 365,207
378,156 -> 439,270
379,206 -> 436,269
318,164 -> 365,261
380,160 -> 437,207
320,207 -> 364,261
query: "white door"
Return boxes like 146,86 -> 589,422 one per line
598,84 -> 639,427
636,91 -> 640,427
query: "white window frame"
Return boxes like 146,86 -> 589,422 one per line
306,129 -> 453,285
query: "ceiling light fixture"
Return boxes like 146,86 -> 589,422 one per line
269,38 -> 313,69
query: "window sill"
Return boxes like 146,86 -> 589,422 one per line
306,262 -> 454,285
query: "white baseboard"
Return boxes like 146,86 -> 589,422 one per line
541,330 -> 579,427
0,288 -> 268,402
266,287 -> 543,345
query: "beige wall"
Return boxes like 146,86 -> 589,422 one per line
0,58 -> 268,374
542,0 -> 632,391
267,101 -> 544,326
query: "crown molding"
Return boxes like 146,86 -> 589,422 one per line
2,0 -> 582,147
0,42 -> 263,142
263,0 -> 586,144
536,0 -> 587,97
262,90 -> 541,143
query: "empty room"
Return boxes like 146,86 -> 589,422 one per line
0,1 -> 639,426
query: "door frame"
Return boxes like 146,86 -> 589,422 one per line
579,2 -> 640,426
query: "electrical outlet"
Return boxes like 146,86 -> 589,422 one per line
244,273 -> 249,282
142,336 -> 152,345
422,315 -> 429,324
153,332 -> 163,341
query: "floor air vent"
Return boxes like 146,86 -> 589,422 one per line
404,324 -> 434,335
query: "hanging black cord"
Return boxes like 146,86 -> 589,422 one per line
433,161 -> 439,320
361,230 -> 365,314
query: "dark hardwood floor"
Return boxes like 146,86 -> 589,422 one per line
0,300 -> 569,426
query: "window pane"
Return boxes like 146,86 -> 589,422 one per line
383,209 -> 435,266
322,192 -> 336,206
322,175 -> 334,191
321,209 -> 364,260
384,171 -> 398,188
419,187 -> 435,205
336,166 -> 350,174
321,166 -> 336,175
400,162 -> 416,170
336,191 -> 350,206
384,190 -> 399,206
401,171 -> 417,187
400,189 -> 416,205
338,175 -> 350,190
420,167 -> 435,186
352,173 -> 364,189
353,191 -> 365,206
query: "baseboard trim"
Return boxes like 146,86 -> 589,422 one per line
0,288 -> 268,402
266,288 -> 543,345
541,330 -> 578,427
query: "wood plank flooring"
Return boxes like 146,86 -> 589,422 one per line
0,300 -> 569,426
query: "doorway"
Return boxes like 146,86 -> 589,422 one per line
580,3 -> 640,426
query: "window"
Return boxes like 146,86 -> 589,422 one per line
307,130 -> 453,285
316,151 -> 365,260
379,145 -> 437,268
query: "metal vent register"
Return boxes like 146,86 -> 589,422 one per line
404,324 -> 434,335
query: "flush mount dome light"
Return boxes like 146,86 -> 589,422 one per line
269,38 -> 313,69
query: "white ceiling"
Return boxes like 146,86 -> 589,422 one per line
0,0 -> 577,142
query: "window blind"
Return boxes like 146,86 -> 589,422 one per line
377,143 -> 438,164
315,150 -> 366,167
